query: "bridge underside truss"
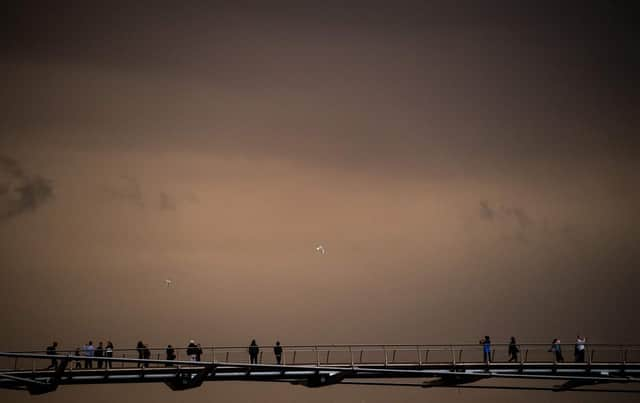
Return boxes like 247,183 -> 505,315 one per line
1,352 -> 639,395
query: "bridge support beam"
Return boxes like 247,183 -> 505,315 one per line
165,365 -> 214,391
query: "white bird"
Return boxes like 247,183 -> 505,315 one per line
315,245 -> 326,255
165,279 -> 172,287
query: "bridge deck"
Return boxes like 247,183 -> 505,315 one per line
2,344 -> 639,394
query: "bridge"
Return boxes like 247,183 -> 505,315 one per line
1,343 -> 639,395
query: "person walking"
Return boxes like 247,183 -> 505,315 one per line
95,341 -> 104,369
166,344 -> 176,366
187,340 -> 198,361
273,341 -> 283,365
480,336 -> 491,364
136,341 -> 145,368
46,341 -> 58,370
105,341 -> 114,369
142,343 -> 151,367
83,341 -> 95,369
549,338 -> 564,362
575,335 -> 586,363
508,336 -> 519,362
73,347 -> 82,369
249,339 -> 259,364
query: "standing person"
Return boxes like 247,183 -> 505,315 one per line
549,338 -> 564,362
105,341 -> 114,369
273,341 -> 283,365
74,347 -> 82,369
83,341 -> 95,369
136,341 -> 145,368
166,345 -> 176,366
575,335 -> 586,363
95,341 -> 104,369
142,343 -> 151,367
249,340 -> 259,364
187,340 -> 198,361
195,343 -> 203,362
479,336 -> 491,364
46,341 -> 58,370
508,337 -> 519,362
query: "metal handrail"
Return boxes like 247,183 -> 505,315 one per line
10,343 -> 640,355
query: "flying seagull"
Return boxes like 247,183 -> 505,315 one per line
315,245 -> 326,255
165,279 -> 173,287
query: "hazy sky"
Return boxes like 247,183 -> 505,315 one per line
1,2 -> 639,402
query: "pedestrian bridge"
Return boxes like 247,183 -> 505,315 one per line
1,343 -> 639,395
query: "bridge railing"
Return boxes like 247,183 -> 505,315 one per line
3,343 -> 640,372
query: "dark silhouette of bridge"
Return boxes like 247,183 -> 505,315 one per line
1,343 -> 639,395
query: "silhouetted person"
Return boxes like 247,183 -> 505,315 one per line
480,336 -> 491,364
46,341 -> 58,370
508,337 -> 519,362
74,347 -> 82,369
187,340 -> 198,361
249,340 -> 259,364
274,341 -> 283,365
166,345 -> 176,366
105,341 -> 114,368
196,343 -> 203,362
575,335 -> 586,363
83,341 -> 95,369
549,338 -> 564,362
142,343 -> 151,367
95,341 -> 104,369
136,341 -> 145,368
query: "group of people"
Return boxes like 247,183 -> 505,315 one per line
481,335 -> 588,363
45,339 -> 285,369
46,340 -> 115,369
45,336 -> 590,370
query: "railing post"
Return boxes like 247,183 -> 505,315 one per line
14,357 -> 18,370
417,346 -> 422,367
359,349 -> 363,364
316,346 -> 320,366
282,347 -> 286,365
384,347 -> 388,367
350,346 -> 354,368
212,346 -> 216,363
392,349 -> 396,364
450,345 -> 455,366
292,350 -> 297,365
458,349 -> 463,363
519,346 -> 524,365
424,349 -> 429,364
326,350 -> 330,364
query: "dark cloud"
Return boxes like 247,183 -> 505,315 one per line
0,155 -> 25,178
478,200 -> 535,243
159,192 -> 176,211
0,155 -> 54,220
478,200 -> 494,220
502,206 -> 533,229
105,176 -> 144,208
